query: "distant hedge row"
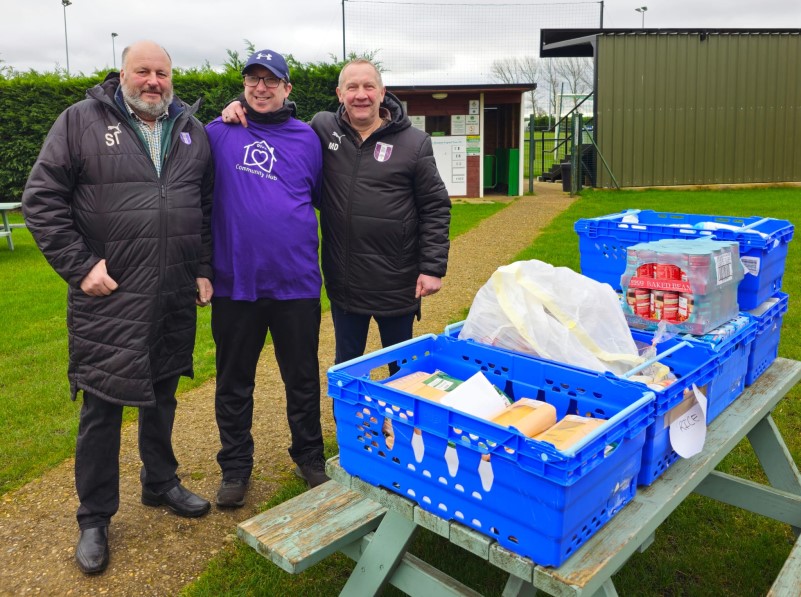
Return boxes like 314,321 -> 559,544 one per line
0,60 -> 341,200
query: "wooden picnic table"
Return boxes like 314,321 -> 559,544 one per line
0,202 -> 23,251
239,357 -> 801,596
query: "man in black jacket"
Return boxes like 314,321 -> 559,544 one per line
222,59 -> 451,370
22,40 -> 214,575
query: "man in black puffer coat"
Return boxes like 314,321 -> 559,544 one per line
310,60 -> 451,369
22,40 -> 214,575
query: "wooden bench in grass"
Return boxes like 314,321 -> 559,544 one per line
237,480 -> 386,574
768,532 -> 801,596
0,202 -> 22,251
239,358 -> 801,596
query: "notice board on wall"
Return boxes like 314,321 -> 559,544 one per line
431,136 -> 467,196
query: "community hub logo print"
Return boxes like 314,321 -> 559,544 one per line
237,140 -> 278,180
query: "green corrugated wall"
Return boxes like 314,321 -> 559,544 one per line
596,32 -> 801,187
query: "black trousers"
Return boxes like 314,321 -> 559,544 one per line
212,297 -> 322,480
331,303 -> 416,374
75,376 -> 181,530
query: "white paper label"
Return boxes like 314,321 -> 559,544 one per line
669,385 -> 707,458
714,251 -> 734,285
740,255 -> 760,277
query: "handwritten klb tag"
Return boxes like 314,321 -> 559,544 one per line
669,384 -> 707,458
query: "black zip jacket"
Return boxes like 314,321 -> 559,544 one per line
22,74 -> 214,406
310,91 -> 451,317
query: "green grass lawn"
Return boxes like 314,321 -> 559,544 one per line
184,186 -> 801,597
0,201 -> 507,496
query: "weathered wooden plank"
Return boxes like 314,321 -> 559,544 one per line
767,532 -> 801,596
340,510 -> 418,596
415,505 -> 451,538
326,455 -> 352,487
450,521 -> 494,560
489,542 -> 537,587
340,532 -> 486,597
237,481 -> 386,574
749,414 -> 801,496
695,470 -> 801,527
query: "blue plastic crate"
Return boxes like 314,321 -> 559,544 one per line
327,333 -> 654,566
631,323 -> 756,484
574,210 -> 794,310
745,292 -> 789,386
445,319 -> 757,486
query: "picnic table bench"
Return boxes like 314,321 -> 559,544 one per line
238,357 -> 801,596
0,202 -> 23,251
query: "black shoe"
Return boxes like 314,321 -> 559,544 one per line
75,526 -> 109,574
294,455 -> 330,489
216,478 -> 249,508
141,483 -> 211,518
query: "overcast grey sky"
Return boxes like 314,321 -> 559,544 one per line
1,0 -> 799,83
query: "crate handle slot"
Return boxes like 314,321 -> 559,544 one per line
737,217 -> 771,231
591,208 -> 641,222
328,333 -> 437,374
621,340 -> 692,378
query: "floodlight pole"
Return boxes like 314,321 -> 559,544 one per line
342,0 -> 346,62
635,6 -> 648,29
62,0 -> 72,76
111,32 -> 118,69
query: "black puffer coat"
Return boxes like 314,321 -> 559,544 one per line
310,92 -> 451,317
22,75 -> 214,407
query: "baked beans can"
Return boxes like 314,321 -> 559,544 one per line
663,291 -> 679,321
626,248 -> 639,269
635,289 -> 651,317
626,288 -> 637,311
657,262 -> 681,280
652,290 -> 664,320
636,250 -> 655,278
677,254 -> 690,283
678,293 -> 694,321
689,253 -> 711,293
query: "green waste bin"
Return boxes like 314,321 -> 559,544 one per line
483,155 -> 496,188
507,148 -> 519,196
494,148 -> 520,196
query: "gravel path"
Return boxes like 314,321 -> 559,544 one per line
0,183 -> 574,596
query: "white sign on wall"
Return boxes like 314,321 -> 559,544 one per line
451,115 -> 467,135
431,136 -> 467,196
409,115 -> 426,131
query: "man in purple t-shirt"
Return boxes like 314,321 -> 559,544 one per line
205,49 -> 326,507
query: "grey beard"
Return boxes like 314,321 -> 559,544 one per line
124,88 -> 173,119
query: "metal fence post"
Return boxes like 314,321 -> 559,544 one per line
571,112 -> 582,195
528,116 -> 535,194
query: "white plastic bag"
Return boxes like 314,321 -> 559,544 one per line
459,260 -> 642,375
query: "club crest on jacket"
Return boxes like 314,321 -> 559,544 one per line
374,142 -> 393,162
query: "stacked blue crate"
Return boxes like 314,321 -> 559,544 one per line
745,292 -> 790,386
573,210 -> 793,310
327,333 -> 654,566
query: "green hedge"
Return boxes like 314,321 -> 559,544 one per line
0,59 -> 342,201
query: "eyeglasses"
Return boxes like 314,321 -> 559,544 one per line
243,75 -> 284,88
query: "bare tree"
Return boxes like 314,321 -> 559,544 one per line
555,56 -> 593,107
540,58 -> 562,126
490,56 -> 541,115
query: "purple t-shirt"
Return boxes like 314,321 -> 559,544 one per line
206,117 -> 323,301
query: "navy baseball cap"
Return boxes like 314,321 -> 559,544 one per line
242,49 -> 290,81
